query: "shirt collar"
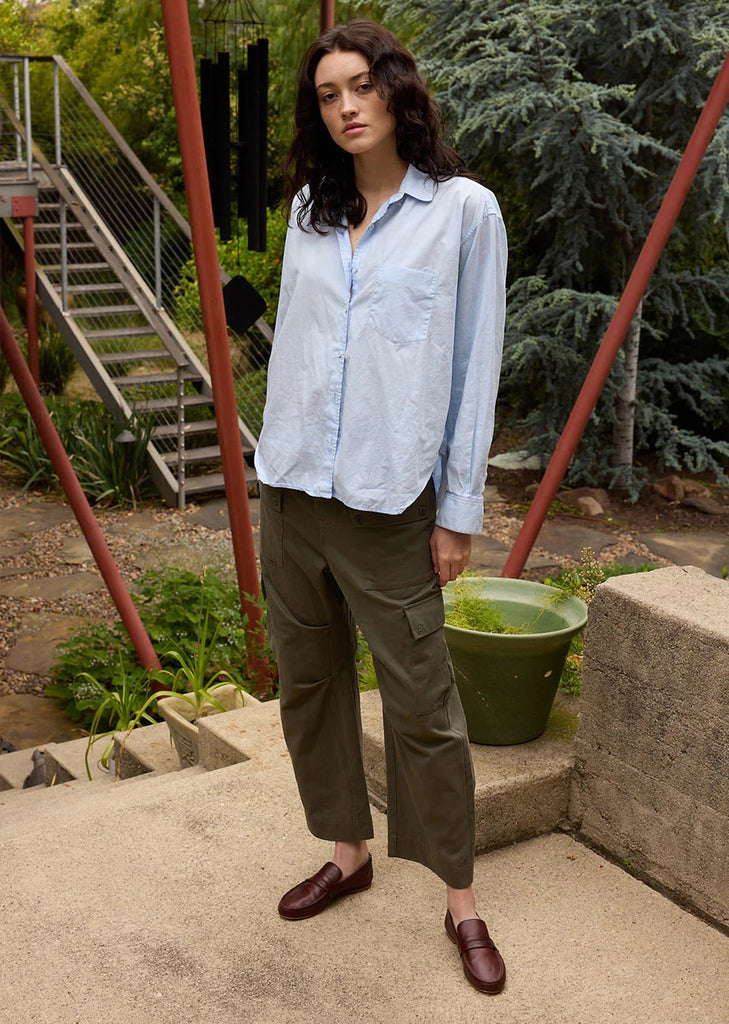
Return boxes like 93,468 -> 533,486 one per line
397,164 -> 435,203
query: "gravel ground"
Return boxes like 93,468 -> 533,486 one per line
2,465 -> 724,699
0,480 -> 243,697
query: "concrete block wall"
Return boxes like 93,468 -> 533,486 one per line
570,565 -> 729,928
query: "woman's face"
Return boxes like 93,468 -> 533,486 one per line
313,48 -> 397,160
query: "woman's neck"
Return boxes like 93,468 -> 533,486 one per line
353,147 -> 409,200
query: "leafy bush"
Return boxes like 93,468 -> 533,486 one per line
543,550 -> 658,695
47,567 -> 277,729
37,327 -> 76,396
0,396 -> 154,505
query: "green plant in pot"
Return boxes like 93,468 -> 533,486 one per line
443,576 -> 588,744
155,610 -> 259,767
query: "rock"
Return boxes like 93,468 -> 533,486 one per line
62,536 -> 93,565
558,487 -> 610,512
524,483 -> 540,497
488,449 -> 543,471
680,495 -> 725,515
574,496 -> 604,517
681,479 -> 709,497
534,521 -> 618,560
639,530 -> 729,577
653,475 -> 684,502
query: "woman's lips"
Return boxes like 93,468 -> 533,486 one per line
343,123 -> 366,135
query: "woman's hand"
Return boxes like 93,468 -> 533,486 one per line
430,526 -> 472,587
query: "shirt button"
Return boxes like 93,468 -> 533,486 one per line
418,505 -> 427,516
415,624 -> 424,633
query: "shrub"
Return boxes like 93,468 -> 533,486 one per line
0,396 -> 154,505
47,567 -> 277,729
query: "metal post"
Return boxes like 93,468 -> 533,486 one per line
22,57 -> 32,180
160,0 -> 275,694
22,215 -> 39,385
320,0 -> 335,32
13,61 -> 22,163
53,60 -> 61,166
0,308 -> 163,683
176,363 -> 186,510
502,49 -> 729,579
60,196 -> 68,312
153,196 -> 162,309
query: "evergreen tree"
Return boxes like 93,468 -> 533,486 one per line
379,0 -> 729,493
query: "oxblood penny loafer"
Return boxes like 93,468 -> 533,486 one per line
278,855 -> 373,920
445,910 -> 506,994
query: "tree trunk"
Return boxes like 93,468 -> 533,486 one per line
611,298 -> 643,469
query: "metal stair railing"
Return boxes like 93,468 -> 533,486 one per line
0,53 -> 266,505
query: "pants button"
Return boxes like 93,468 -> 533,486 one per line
418,505 -> 427,516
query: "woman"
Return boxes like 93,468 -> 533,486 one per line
254,19 -> 507,995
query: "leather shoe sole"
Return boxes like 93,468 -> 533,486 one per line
445,910 -> 506,994
278,855 -> 373,920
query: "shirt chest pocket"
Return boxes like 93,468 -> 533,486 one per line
367,263 -> 437,346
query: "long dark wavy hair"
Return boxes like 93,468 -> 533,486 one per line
282,20 -> 477,231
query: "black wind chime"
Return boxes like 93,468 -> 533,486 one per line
200,0 -> 268,332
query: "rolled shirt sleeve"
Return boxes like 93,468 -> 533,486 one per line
435,209 -> 508,535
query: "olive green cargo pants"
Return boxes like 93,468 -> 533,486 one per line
259,481 -> 476,889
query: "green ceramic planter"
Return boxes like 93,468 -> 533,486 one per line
443,577 -> 587,745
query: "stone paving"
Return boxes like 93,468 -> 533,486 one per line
0,486 -> 725,750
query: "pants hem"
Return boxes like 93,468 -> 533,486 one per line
388,836 -> 474,889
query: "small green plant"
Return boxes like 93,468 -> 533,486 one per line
48,567 -> 277,727
543,549 -> 658,696
0,397 -> 154,505
152,608 -> 246,718
37,326 -> 76,396
445,583 -> 522,634
74,652 -> 161,779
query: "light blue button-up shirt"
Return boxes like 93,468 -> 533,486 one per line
254,164 -> 507,535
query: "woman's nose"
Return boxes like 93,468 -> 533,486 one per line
341,92 -> 358,117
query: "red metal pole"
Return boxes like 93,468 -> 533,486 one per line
22,215 -> 39,386
502,49 -> 729,580
0,307 -> 163,684
320,0 -> 335,32
159,0 -> 273,694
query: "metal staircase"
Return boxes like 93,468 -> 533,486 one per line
0,55 -> 268,507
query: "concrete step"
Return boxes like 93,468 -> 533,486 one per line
112,720 -> 180,779
44,735 -> 120,786
0,763 -> 207,842
360,688 -> 578,853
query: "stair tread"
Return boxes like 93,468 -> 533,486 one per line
86,325 -> 157,340
163,445 -> 222,463
151,418 -> 219,437
98,348 -> 171,363
72,304 -> 142,318
183,466 -> 257,492
34,241 -> 97,251
112,370 -> 200,388
130,394 -> 213,412
62,283 -> 129,295
42,261 -> 113,273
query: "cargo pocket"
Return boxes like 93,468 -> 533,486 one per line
404,591 -> 451,715
367,264 -> 437,345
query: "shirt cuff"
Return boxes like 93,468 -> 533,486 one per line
435,491 -> 484,535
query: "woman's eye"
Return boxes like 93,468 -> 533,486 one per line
320,92 -> 336,104
358,82 -> 372,93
